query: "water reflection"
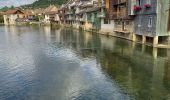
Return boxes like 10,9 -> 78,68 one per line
0,26 -> 170,100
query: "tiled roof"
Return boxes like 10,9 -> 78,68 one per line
85,6 -> 100,13
4,9 -> 24,15
24,9 -> 35,15
43,5 -> 58,14
34,8 -> 45,15
78,6 -> 100,14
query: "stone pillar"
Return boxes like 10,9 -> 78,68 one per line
142,35 -> 146,44
153,36 -> 158,47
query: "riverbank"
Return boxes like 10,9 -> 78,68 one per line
61,23 -> 170,49
3,23 -> 170,49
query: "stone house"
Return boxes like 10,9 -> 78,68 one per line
129,0 -> 170,46
3,9 -> 25,25
99,0 -> 115,33
43,5 -> 59,24
99,0 -> 134,38
23,9 -> 35,21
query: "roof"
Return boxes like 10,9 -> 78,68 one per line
86,6 -> 101,13
4,9 -> 24,15
44,11 -> 58,15
43,5 -> 58,14
78,6 -> 101,14
24,9 -> 35,15
34,8 -> 45,15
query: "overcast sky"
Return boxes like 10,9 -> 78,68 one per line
0,0 -> 36,8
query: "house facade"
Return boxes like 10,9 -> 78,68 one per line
43,5 -> 59,24
3,9 -> 25,25
129,0 -> 170,46
99,0 -> 115,33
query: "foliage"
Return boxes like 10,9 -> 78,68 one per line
0,6 -> 15,11
22,0 -> 68,9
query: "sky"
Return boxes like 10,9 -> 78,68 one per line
0,0 -> 36,8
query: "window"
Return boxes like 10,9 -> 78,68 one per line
137,0 -> 141,6
104,19 -> 110,24
148,17 -> 152,27
146,0 -> 151,4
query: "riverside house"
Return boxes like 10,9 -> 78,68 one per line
99,0 -> 115,33
63,0 -> 101,30
3,9 -> 25,25
43,5 -> 59,24
23,9 -> 35,21
129,0 -> 170,46
99,0 -> 134,38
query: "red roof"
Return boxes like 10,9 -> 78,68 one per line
4,9 -> 24,15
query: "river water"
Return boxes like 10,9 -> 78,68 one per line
0,26 -> 170,100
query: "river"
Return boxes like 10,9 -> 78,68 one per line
0,26 -> 170,100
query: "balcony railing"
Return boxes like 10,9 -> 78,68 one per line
113,0 -> 127,5
111,11 -> 127,19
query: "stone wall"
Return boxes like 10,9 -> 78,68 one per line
133,0 -> 157,37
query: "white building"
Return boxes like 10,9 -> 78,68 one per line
3,9 -> 24,25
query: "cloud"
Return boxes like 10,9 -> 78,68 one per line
0,0 -> 35,8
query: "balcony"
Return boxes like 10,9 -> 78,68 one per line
97,12 -> 106,18
111,11 -> 128,19
113,0 -> 127,6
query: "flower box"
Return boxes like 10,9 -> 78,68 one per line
144,4 -> 151,8
133,5 -> 142,12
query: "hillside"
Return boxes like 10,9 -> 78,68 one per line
22,0 -> 68,9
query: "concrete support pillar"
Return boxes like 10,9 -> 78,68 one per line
142,35 -> 146,44
132,34 -> 136,42
153,36 -> 159,47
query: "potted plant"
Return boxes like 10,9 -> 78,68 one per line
133,5 -> 142,12
144,4 -> 151,8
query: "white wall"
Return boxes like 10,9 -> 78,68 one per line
4,14 -> 18,25
100,19 -> 114,33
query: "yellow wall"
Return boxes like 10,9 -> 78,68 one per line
105,0 -> 110,10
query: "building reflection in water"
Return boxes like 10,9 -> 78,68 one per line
49,28 -> 170,99
1,26 -> 170,99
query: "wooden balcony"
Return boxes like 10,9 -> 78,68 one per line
111,10 -> 127,19
113,0 -> 127,6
